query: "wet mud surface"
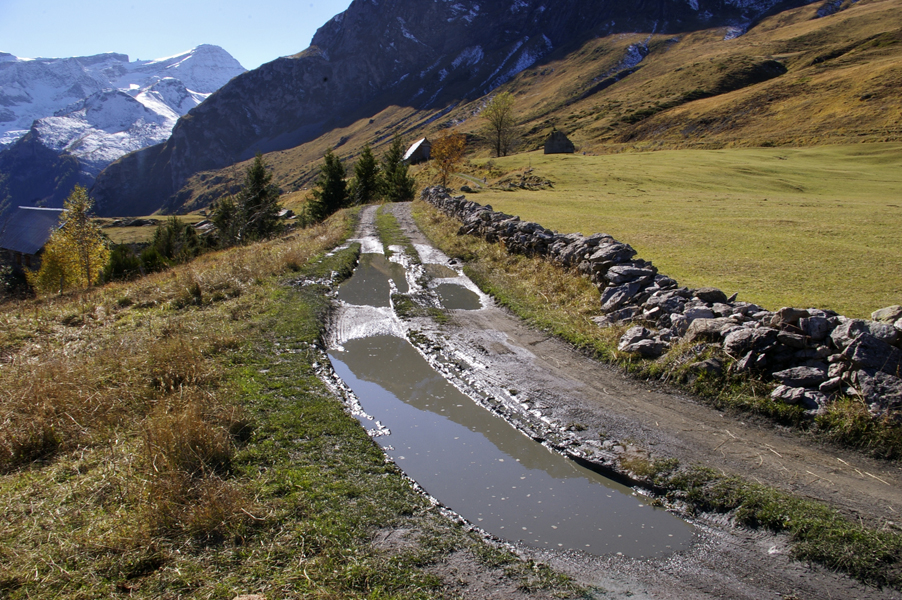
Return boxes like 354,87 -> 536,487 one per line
324,204 -> 902,599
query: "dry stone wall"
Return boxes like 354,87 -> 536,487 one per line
421,186 -> 902,417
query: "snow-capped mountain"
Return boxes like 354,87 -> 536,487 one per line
0,45 -> 245,219
0,45 -> 244,148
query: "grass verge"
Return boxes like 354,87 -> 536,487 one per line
411,198 -> 902,589
0,206 -> 581,599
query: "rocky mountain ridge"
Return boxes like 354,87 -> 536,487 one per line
91,0 -> 820,217
0,45 -> 245,220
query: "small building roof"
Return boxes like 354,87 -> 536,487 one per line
403,138 -> 431,162
0,207 -> 64,256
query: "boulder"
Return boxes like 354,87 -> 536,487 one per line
872,305 -> 902,324
689,358 -> 724,377
842,333 -> 902,375
852,369 -> 902,412
770,385 -> 826,410
587,242 -> 637,265
605,263 -> 657,284
830,319 -> 870,351
723,327 -> 778,356
601,280 -> 645,312
694,287 -> 729,305
684,318 -> 736,343
867,321 -> 900,346
618,326 -> 667,357
771,365 -> 828,388
776,331 -> 808,349
799,315 -> 832,341
683,306 -> 717,322
770,307 -> 810,328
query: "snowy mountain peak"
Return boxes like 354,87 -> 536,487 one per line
0,45 -> 245,219
0,45 -> 245,148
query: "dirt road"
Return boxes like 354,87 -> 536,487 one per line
349,204 -> 902,599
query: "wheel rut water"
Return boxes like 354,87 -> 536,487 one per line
327,206 -> 693,558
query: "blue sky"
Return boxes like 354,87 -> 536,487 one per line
0,0 -> 354,70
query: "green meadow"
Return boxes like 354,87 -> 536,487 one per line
468,143 -> 902,318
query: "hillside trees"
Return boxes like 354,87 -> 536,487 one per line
350,144 -> 380,205
308,148 -> 348,222
210,153 -> 281,246
431,132 -> 467,187
29,185 -> 109,294
381,136 -> 416,203
482,92 -> 518,157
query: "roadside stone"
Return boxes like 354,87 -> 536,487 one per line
601,280 -> 645,312
896,317 -> 902,333
689,357 -> 724,377
777,331 -> 808,349
842,333 -> 902,375
694,287 -> 729,305
683,306 -> 716,322
732,351 -> 756,373
723,327 -> 778,357
771,307 -> 810,328
588,242 -> 637,265
819,377 -> 842,393
771,366 -> 828,387
868,321 -> 900,346
828,362 -> 846,378
606,306 -> 641,323
852,369 -> 902,412
618,326 -> 654,349
872,305 -> 902,324
830,318 -> 870,351
621,338 -> 668,357
684,318 -> 735,343
799,316 -> 832,341
712,303 -> 735,317
605,263 -> 657,284
770,385 -> 825,410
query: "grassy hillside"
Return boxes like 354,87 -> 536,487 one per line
463,144 -> 902,318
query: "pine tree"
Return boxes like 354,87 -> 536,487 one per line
237,153 -> 281,242
351,144 -> 380,205
28,185 -> 109,294
381,136 -> 416,203
308,148 -> 347,222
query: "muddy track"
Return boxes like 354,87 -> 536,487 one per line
343,204 -> 902,599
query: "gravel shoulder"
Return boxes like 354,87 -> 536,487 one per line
380,201 -> 902,599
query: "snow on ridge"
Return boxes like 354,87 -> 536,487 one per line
452,46 -> 484,69
0,45 -> 244,151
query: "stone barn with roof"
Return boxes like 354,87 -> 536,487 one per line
544,130 -> 575,154
404,138 -> 432,164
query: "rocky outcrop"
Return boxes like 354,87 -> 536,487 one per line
92,0 -> 818,216
421,186 -> 902,417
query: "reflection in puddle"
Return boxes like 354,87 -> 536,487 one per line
329,335 -> 694,558
434,282 -> 482,310
422,264 -> 459,279
337,254 -> 408,307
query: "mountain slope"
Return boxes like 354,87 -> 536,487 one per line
91,0 -> 821,217
0,45 -> 245,220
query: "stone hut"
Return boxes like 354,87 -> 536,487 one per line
544,130 -> 575,155
0,206 -> 64,270
404,138 -> 432,164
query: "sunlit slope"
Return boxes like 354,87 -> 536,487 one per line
468,145 -> 902,318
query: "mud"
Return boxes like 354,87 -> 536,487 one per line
327,204 -> 902,599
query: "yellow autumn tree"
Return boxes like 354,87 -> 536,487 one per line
431,132 -> 467,187
28,186 -> 110,294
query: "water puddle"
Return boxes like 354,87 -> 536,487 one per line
330,251 -> 694,557
337,253 -> 408,307
434,282 -> 482,310
422,264 -> 459,279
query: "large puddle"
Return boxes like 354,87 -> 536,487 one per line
329,252 -> 694,557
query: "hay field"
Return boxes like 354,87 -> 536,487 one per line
469,143 -> 902,318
